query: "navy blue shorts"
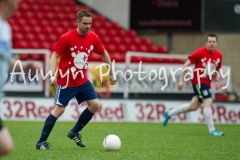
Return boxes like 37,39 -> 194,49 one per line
54,80 -> 98,106
192,84 -> 211,103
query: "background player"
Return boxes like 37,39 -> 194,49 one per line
0,0 -> 40,156
163,34 -> 224,136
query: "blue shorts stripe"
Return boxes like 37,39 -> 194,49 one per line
54,85 -> 62,105
192,84 -> 211,102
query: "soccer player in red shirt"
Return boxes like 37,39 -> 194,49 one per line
36,10 -> 117,149
163,34 -> 224,136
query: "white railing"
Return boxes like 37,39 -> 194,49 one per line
11,49 -> 50,97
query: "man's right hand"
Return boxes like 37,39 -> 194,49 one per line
49,76 -> 56,86
178,80 -> 184,90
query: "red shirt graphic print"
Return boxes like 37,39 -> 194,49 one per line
188,47 -> 222,88
53,29 -> 105,87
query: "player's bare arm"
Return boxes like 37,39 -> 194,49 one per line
178,59 -> 191,90
214,68 -> 221,90
101,50 -> 117,85
49,51 -> 59,86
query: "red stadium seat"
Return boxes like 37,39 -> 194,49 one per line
39,5 -> 50,12
110,53 -> 125,62
91,21 -> 101,29
115,45 -> 126,53
45,34 -> 57,42
126,30 -> 136,37
7,19 -> 14,25
126,44 -> 137,51
147,45 -> 158,53
32,12 -> 43,19
120,37 -> 131,44
105,44 -> 116,52
64,0 -> 75,6
52,6 -> 61,12
11,25 -> 19,32
31,54 -> 42,61
95,29 -> 106,37
11,12 -> 21,19
24,0 -> 36,4
140,38 -> 151,45
19,3 -> 28,11
15,41 -> 27,48
28,42 -> 39,48
101,37 -> 110,44
60,5 -> 71,13
41,27 -> 53,34
52,28 -> 64,35
39,42 -> 51,49
55,13 -> 65,20
12,33 -> 23,41
37,20 -> 48,28
69,21 -> 77,28
15,18 -> 25,26
88,53 -> 102,62
141,57 -> 153,63
26,19 -> 37,26
19,26 -> 30,33
111,22 -> 120,29
28,4 -> 39,11
92,14 -> 105,21
35,34 -> 46,42
136,45 -> 148,52
65,13 -> 76,20
23,33 -> 35,41
157,45 -> 168,53
100,21 -> 111,28
21,12 -> 32,19
31,26 -> 41,34
161,58 -> 172,63
58,21 -> 69,28
131,56 -> 142,63
171,59 -> 184,64
110,37 -> 121,44
216,94 -> 229,101
152,58 -> 165,63
48,21 -> 58,28
130,37 -> 141,45
20,54 -> 30,61
115,29 -> 126,37
43,12 -> 54,20
106,29 -> 116,37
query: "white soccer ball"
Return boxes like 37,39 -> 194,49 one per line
103,134 -> 121,151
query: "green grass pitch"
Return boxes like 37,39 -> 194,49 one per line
1,121 -> 239,160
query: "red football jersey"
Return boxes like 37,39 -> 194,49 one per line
52,29 -> 105,87
188,47 -> 222,88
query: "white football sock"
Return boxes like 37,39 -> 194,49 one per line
168,103 -> 189,117
203,107 -> 215,132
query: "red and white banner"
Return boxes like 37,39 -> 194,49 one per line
1,98 -> 239,124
